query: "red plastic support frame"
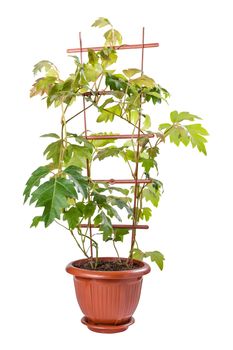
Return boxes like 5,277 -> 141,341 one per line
80,224 -> 149,229
92,179 -> 151,184
67,43 -> 159,53
86,134 -> 154,140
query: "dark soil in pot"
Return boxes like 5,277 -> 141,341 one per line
73,259 -> 141,271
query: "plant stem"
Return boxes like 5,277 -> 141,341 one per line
113,239 -> 120,260
58,103 -> 67,173
66,103 -> 94,123
55,220 -> 89,257
77,231 -> 99,268
70,230 -> 89,258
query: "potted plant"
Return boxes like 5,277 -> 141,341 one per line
24,17 -> 208,333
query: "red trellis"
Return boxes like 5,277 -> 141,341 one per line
67,30 -> 159,257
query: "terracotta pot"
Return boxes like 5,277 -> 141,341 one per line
66,257 -> 151,333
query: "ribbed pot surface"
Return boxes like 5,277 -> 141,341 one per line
66,257 -> 151,326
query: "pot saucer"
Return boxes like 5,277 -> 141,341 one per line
81,316 -> 135,333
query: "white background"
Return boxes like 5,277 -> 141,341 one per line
0,0 -> 233,349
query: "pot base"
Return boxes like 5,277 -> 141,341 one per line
81,316 -> 135,334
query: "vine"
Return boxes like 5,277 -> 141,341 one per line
24,17 -> 208,270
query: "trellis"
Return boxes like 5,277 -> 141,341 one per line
67,29 -> 159,257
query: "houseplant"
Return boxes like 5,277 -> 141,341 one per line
24,18 -> 208,333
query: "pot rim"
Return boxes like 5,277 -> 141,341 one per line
66,257 -> 151,280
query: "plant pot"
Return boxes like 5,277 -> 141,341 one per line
66,257 -> 151,333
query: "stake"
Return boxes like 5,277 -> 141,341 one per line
79,31 -> 93,258
130,27 -> 145,259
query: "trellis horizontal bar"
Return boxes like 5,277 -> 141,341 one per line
87,134 -> 154,140
67,42 -> 159,53
82,90 -> 114,96
80,224 -> 149,229
92,179 -> 152,184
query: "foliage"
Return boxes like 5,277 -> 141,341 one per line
24,17 -> 208,271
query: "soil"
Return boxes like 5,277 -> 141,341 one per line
74,260 -> 141,271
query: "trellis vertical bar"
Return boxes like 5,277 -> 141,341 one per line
79,32 -> 93,258
130,27 -> 145,258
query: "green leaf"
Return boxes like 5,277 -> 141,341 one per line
92,17 -> 111,28
102,203 -> 122,221
147,146 -> 160,158
146,91 -> 163,99
94,146 -> 125,161
94,211 -> 113,241
185,124 -> 208,155
129,110 -> 139,124
142,114 -> 151,130
40,133 -> 60,139
96,185 -> 129,196
170,111 -> 179,123
169,127 -> 182,146
142,158 -> 156,173
33,60 -> 59,77
132,248 -> 144,261
84,63 -> 102,82
185,123 -> 209,136
63,205 -> 83,229
159,123 -> 171,130
30,177 -> 77,227
84,202 -> 96,218
88,49 -> 99,65
99,97 -> 115,109
123,68 -> 141,78
144,86 -> 166,104
105,73 -> 127,91
167,125 -> 191,147
140,207 -> 152,221
65,144 -> 92,168
64,165 -> 88,198
114,228 -> 129,242
30,76 -> 57,97
96,110 -> 110,123
67,133 -> 94,150
93,191 -> 107,207
143,182 -> 163,207
43,140 -> 62,167
170,111 -> 202,123
104,29 -> 122,46
179,127 -> 190,146
131,75 -> 155,88
93,213 -> 102,225
144,251 -> 165,270
120,149 -> 136,162
30,216 -> 43,228
100,48 -> 118,67
90,133 -> 117,147
107,196 -> 133,215
23,165 -> 51,203
97,104 -> 122,123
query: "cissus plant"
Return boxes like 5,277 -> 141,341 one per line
24,17 -> 208,271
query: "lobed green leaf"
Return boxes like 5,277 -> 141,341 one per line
123,68 -> 141,79
92,17 -> 111,28
144,251 -> 165,270
23,165 -> 51,203
30,177 -> 78,227
64,165 -> 89,198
